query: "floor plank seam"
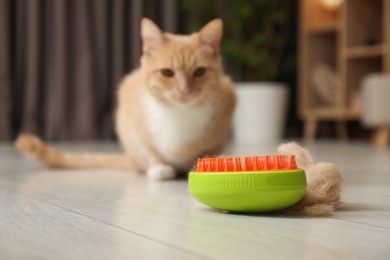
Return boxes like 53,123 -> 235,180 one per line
26,194 -> 214,260
331,216 -> 390,230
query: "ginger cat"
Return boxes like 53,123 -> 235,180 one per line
15,18 -> 236,180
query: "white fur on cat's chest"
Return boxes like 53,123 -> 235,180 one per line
144,94 -> 214,166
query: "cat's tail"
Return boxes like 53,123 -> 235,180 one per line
15,133 -> 135,170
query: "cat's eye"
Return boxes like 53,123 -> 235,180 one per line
193,67 -> 206,77
161,68 -> 175,77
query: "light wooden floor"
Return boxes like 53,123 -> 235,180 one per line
1,140 -> 390,260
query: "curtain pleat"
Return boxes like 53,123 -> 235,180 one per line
0,0 -> 12,139
0,0 -> 177,141
92,0 -> 111,138
23,0 -> 43,135
129,0 -> 143,69
45,0 -> 68,139
68,0 -> 96,139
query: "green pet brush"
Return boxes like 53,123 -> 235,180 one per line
188,155 -> 306,213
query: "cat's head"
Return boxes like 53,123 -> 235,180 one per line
140,18 -> 224,106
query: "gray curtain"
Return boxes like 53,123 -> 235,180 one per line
0,0 -> 177,140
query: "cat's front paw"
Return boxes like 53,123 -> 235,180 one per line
147,164 -> 176,181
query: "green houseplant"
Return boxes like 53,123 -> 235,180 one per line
180,0 -> 295,143
180,0 -> 294,82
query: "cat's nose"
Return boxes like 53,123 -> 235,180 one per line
176,71 -> 190,95
179,87 -> 191,95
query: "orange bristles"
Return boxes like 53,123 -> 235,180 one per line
195,155 -> 298,172
233,157 -> 243,171
196,158 -> 202,172
279,155 -> 288,169
244,157 -> 253,171
289,155 -> 297,169
216,158 -> 224,171
226,157 -> 233,171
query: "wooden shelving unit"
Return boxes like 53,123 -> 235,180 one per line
299,0 -> 390,140
344,44 -> 385,59
305,22 -> 340,34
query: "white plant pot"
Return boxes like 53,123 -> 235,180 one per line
233,82 -> 289,144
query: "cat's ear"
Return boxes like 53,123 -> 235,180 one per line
141,18 -> 164,54
198,19 -> 223,51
